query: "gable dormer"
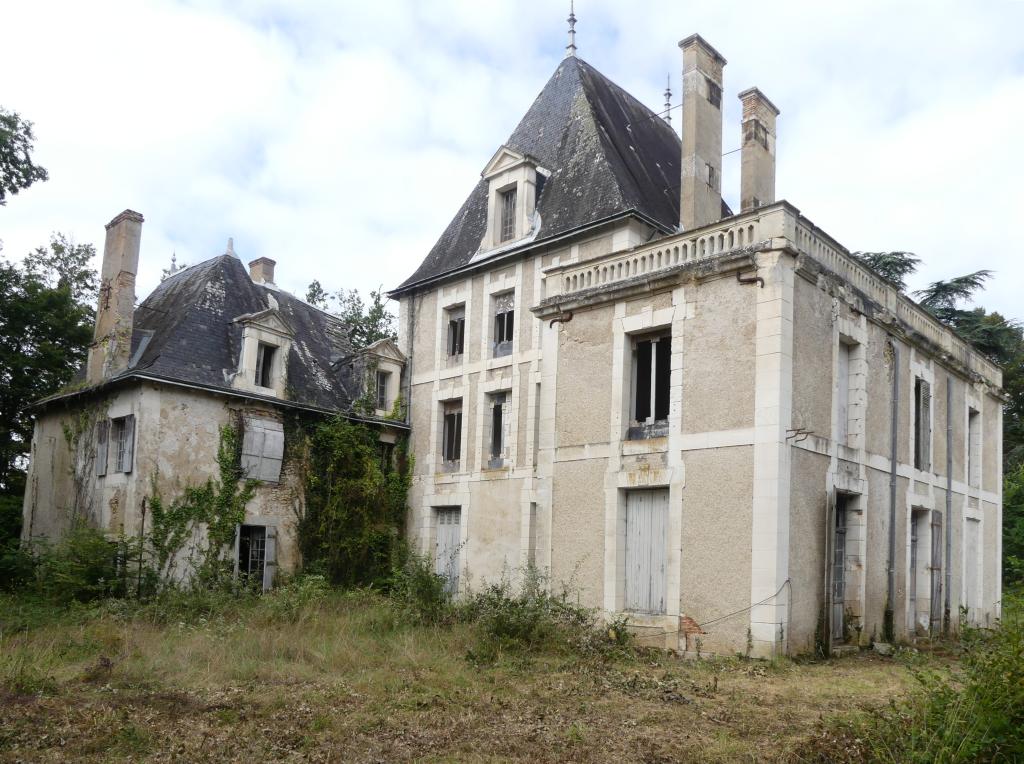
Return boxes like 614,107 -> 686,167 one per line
231,306 -> 295,398
360,337 -> 406,417
478,145 -> 544,253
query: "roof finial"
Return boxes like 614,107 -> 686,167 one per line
664,74 -> 672,124
226,237 -> 235,257
565,1 -> 577,58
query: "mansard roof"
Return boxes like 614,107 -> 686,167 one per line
394,55 -> 731,293
121,254 -> 359,411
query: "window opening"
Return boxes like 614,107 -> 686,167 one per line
493,292 -> 514,357
95,420 -> 109,477
831,494 -> 848,642
375,369 -> 390,410
836,342 -> 852,446
446,306 -> 465,358
110,415 -> 135,474
629,334 -> 671,439
434,507 -> 461,594
967,408 -> 980,488
238,524 -> 266,585
914,378 -> 931,471
706,163 -> 718,190
442,400 -> 462,469
255,342 -> 276,387
499,187 -> 517,242
488,392 -> 509,467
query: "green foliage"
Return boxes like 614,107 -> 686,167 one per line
851,251 -> 921,291
299,416 -> 409,587
812,594 -> 1024,763
0,107 -> 49,205
303,283 -> 396,350
147,424 -> 256,586
31,523 -> 131,604
1004,465 -> 1024,585
916,270 -> 994,316
0,235 -> 97,491
388,546 -> 453,625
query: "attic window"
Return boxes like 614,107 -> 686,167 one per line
255,342 -> 276,388
499,187 -> 517,242
706,78 -> 722,108
375,370 -> 391,411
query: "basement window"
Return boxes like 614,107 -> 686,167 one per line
629,334 -> 671,439
442,400 -> 463,471
241,416 -> 284,483
493,292 -> 514,358
706,78 -> 722,108
255,342 -> 277,388
446,305 -> 465,358
499,187 -> 517,242
914,378 -> 931,472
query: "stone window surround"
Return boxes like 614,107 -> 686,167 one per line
476,374 -> 516,472
234,320 -> 292,398
480,148 -> 540,252
834,313 -> 868,455
964,386 -> 983,492
909,352 -> 936,477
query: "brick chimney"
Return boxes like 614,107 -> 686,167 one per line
738,88 -> 780,212
248,257 -> 276,285
86,210 -> 144,384
679,34 -> 726,231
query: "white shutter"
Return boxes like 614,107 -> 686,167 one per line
964,518 -> 981,622
259,421 -> 284,483
262,525 -> 277,591
241,420 -> 265,479
836,344 -> 850,445
435,508 -> 461,594
624,490 -> 668,614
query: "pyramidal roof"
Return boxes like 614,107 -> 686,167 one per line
396,56 -> 730,292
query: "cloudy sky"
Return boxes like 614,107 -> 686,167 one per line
3,0 -> 1023,319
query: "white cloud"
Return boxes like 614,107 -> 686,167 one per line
2,0 -> 1023,320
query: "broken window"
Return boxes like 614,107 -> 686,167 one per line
629,334 -> 671,439
705,78 -> 721,108
442,400 -> 462,469
241,416 -> 284,483
914,378 -> 931,471
499,187 -> 517,242
968,408 -> 981,488
255,342 -> 277,388
446,305 -> 465,358
493,292 -> 514,357
237,524 -> 277,591
375,369 -> 390,411
110,415 -> 135,474
487,391 -> 510,467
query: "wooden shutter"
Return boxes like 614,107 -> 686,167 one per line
624,489 -> 668,614
929,509 -> 942,633
122,414 -> 135,474
920,381 -> 931,471
240,417 -> 283,482
435,508 -> 461,594
964,518 -> 981,621
262,525 -> 277,591
241,419 -> 265,479
95,420 -> 109,476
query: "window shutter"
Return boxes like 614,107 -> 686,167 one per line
506,311 -> 514,342
95,420 -> 109,477
241,419 -> 266,479
262,525 -> 277,591
454,412 -> 462,460
122,414 -> 135,474
920,381 -> 931,471
260,421 -> 284,483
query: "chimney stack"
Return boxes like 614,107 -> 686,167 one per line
86,210 -> 144,384
738,88 -> 780,212
679,34 -> 726,231
248,257 -> 276,285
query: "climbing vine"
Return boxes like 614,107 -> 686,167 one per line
297,415 -> 410,587
147,424 -> 256,587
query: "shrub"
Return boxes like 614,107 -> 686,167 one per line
33,523 -> 124,603
260,574 -> 330,623
388,547 -> 452,625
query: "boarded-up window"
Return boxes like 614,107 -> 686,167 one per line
624,489 -> 668,614
967,408 -> 981,488
95,420 -> 109,477
241,417 -> 284,483
111,415 -> 135,473
435,507 -> 461,594
914,379 -> 931,471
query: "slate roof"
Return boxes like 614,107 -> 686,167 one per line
394,55 -> 732,293
107,254 -> 360,412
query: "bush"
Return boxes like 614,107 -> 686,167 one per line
388,548 -> 452,625
34,523 -> 124,604
804,592 -> 1024,762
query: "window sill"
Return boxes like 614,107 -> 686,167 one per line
626,421 -> 669,441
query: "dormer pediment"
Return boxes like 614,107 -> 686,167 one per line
363,337 -> 406,364
233,308 -> 295,339
482,145 -> 537,180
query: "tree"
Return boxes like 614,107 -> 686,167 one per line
304,282 -> 396,351
0,108 -> 49,205
0,235 -> 97,493
851,251 -> 921,291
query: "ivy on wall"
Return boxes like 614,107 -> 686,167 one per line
297,415 -> 410,587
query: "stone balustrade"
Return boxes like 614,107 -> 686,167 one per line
541,202 -> 1001,383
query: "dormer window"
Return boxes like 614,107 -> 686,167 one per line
499,187 -> 517,242
375,369 -> 391,411
255,342 -> 277,388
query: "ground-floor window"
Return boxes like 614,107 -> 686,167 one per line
909,508 -> 942,635
624,489 -> 668,614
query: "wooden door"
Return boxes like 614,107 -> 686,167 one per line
624,489 -> 668,614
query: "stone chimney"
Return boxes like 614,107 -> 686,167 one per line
248,257 -> 276,285
679,34 -> 726,231
738,88 -> 780,212
86,210 -> 144,384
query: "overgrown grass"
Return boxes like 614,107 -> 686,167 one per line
800,591 -> 1024,763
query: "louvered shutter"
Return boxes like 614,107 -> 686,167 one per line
122,414 -> 135,474
920,381 -> 931,471
240,420 -> 265,479
262,525 -> 277,591
260,421 -> 284,482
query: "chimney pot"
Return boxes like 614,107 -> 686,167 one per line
678,34 -> 726,231
248,257 -> 276,285
738,87 -> 780,213
86,210 -> 144,384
